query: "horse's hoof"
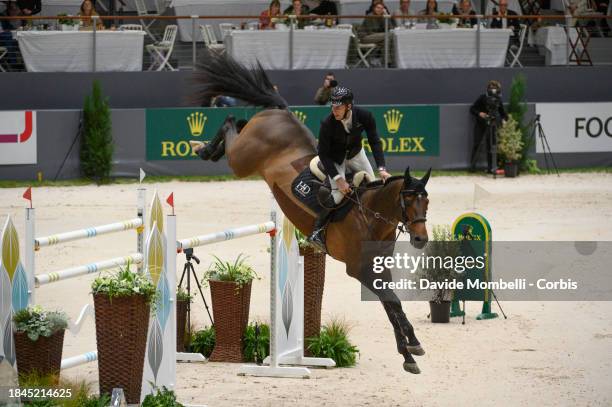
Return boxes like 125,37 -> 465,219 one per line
406,344 -> 425,356
403,362 -> 421,374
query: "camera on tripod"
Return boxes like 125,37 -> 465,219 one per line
485,88 -> 503,127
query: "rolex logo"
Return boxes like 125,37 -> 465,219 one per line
384,109 -> 403,134
187,112 -> 207,137
293,110 -> 307,123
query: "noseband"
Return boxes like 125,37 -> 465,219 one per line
399,189 -> 428,227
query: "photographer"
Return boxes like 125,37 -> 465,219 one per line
469,80 -> 508,173
313,72 -> 337,105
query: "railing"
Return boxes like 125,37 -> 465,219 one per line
0,13 -> 610,72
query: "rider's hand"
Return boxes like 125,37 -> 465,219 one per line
379,170 -> 392,183
337,178 -> 352,195
479,112 -> 488,119
189,140 -> 206,153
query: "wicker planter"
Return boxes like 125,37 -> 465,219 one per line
504,162 -> 519,178
14,330 -> 64,385
93,293 -> 150,404
209,280 -> 251,362
299,246 -> 326,353
176,299 -> 189,352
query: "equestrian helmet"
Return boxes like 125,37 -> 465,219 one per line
330,86 -> 354,106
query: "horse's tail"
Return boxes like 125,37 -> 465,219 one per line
193,53 -> 288,109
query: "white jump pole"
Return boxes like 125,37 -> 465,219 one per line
35,218 -> 143,249
177,221 -> 275,251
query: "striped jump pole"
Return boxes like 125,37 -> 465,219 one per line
35,253 -> 144,287
61,351 -> 98,370
177,221 -> 275,251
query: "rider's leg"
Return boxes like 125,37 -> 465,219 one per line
346,148 -> 375,179
308,161 -> 346,249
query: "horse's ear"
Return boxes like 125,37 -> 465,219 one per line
403,167 -> 412,185
420,168 -> 432,186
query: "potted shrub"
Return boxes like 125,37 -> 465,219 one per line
176,287 -> 193,352
13,305 -> 68,385
419,225 -> 460,323
498,115 -> 524,178
295,230 -> 326,352
58,14 -> 79,31
202,254 -> 258,362
91,264 -> 157,404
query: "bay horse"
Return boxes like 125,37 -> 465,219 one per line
192,54 -> 431,374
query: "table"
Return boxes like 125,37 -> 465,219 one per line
171,0 -> 290,42
226,28 -> 352,69
533,26 -> 579,65
16,30 -> 145,72
393,27 -> 512,68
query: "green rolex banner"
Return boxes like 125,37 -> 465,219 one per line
145,105 -> 439,160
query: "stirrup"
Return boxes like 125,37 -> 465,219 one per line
307,230 -> 328,254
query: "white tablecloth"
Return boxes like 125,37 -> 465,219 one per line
171,0 -> 290,41
533,26 -> 579,65
16,31 -> 145,72
226,28 -> 352,69
393,27 -> 512,68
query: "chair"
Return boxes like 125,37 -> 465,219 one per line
135,0 -> 158,41
205,24 -> 220,44
349,27 -> 377,68
146,24 -> 177,71
0,47 -> 7,72
507,23 -> 527,67
200,25 -> 225,54
119,24 -> 143,31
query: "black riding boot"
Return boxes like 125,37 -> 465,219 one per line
308,208 -> 333,253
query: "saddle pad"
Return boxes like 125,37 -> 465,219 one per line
291,167 -> 355,223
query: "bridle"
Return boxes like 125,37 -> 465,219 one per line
398,188 -> 428,228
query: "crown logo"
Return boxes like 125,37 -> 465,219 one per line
293,110 -> 307,124
187,112 -> 207,137
383,109 -> 403,134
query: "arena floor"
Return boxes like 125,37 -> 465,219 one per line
2,173 -> 611,406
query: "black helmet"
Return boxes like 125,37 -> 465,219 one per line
330,86 -> 353,106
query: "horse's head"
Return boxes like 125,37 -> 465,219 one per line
400,167 -> 430,249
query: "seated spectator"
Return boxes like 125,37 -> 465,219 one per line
359,0 -> 395,66
311,0 -> 339,25
394,0 -> 413,26
418,0 -> 439,27
452,0 -> 477,27
284,0 -> 312,28
567,0 -> 590,26
79,0 -> 103,29
1,1 -> 20,30
0,1 -> 22,70
490,0 -> 520,32
260,0 -> 282,30
313,72 -> 336,105
16,0 -> 40,16
366,0 -> 391,14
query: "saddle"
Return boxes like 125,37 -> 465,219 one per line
291,156 -> 376,223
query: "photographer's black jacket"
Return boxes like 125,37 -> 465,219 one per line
317,106 -> 385,179
470,95 -> 508,128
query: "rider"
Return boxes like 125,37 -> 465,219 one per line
309,86 -> 391,248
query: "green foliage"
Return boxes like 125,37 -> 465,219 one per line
523,158 -> 541,174
419,225 -> 461,303
294,229 -> 324,252
141,387 -> 184,407
201,254 -> 259,289
57,13 -> 77,26
507,74 -> 532,169
91,263 -> 158,306
81,80 -> 113,184
307,318 -> 359,367
190,326 -> 215,358
243,322 -> 270,363
498,116 -> 524,163
18,372 -> 104,407
13,305 -> 68,341
176,286 -> 193,302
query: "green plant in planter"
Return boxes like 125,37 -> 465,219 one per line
243,322 -> 270,363
201,254 -> 259,289
176,286 -> 193,302
419,225 -> 461,303
57,13 -> 78,26
306,318 -> 358,367
142,386 -> 184,407
91,264 -> 158,306
295,229 -> 323,252
498,115 -> 524,164
13,305 -> 68,342
190,326 -> 215,358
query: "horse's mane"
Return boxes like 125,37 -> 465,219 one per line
192,53 -> 288,109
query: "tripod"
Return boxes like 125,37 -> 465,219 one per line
470,119 -> 498,178
178,248 -> 214,351
530,114 -> 560,176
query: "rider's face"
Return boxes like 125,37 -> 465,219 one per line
331,104 -> 349,120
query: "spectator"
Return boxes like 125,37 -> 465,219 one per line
452,0 -> 477,27
16,0 -> 40,16
311,0 -> 339,25
1,1 -> 21,70
313,72 -> 337,105
394,0 -> 413,26
1,1 -> 20,30
418,0 -> 438,27
567,0 -> 590,26
359,0 -> 395,67
490,0 -> 520,33
260,0 -> 282,30
366,0 -> 391,14
284,0 -> 311,28
79,0 -> 103,29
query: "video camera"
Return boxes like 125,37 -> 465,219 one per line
485,83 -> 503,126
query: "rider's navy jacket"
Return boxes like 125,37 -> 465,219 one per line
317,106 -> 386,179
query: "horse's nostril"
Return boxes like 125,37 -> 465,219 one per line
414,236 -> 423,242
